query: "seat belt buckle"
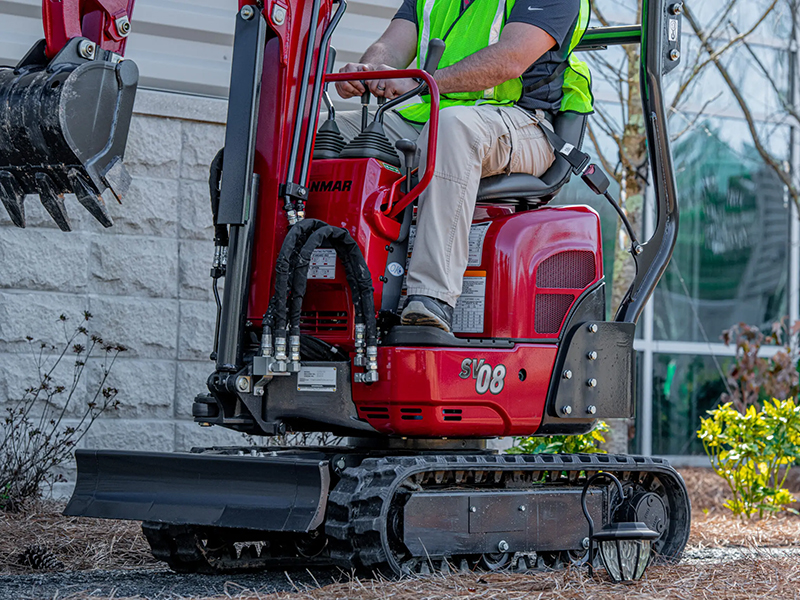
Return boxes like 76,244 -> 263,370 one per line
580,164 -> 611,196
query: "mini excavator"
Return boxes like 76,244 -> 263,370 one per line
1,0 -> 691,576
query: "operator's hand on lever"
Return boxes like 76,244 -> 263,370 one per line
336,19 -> 418,100
367,65 -> 418,100
335,63 -> 369,99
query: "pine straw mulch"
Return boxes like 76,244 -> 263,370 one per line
0,498 -> 156,574
52,556 -> 800,600
681,467 -> 800,548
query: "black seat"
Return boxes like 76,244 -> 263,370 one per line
476,111 -> 588,207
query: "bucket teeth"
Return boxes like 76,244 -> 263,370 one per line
69,169 -> 113,228
35,173 -> 71,232
0,171 -> 26,227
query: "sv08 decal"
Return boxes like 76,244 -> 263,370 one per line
459,359 -> 506,395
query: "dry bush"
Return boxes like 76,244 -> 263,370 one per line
1,312 -> 125,511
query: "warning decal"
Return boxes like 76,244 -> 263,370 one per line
309,248 -> 336,280
468,222 -> 490,266
452,271 -> 486,334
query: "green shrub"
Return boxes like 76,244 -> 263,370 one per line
698,398 -> 800,518
508,421 -> 609,455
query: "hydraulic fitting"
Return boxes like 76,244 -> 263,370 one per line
354,323 -> 367,367
211,246 -> 228,278
288,335 -> 301,373
273,336 -> 288,372
364,345 -> 379,382
259,324 -> 273,357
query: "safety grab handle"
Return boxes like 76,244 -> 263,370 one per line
324,69 -> 440,219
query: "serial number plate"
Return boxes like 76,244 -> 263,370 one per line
297,366 -> 337,392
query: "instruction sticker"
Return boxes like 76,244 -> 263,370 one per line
309,248 -> 336,280
468,222 -> 490,266
452,271 -> 486,334
297,366 -> 337,392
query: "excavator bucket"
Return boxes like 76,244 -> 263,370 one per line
0,37 -> 138,231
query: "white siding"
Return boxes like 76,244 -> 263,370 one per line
0,0 -> 401,98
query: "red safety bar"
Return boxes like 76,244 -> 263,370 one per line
43,0 -> 136,58
325,69 -> 440,219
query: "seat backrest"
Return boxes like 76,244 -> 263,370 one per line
539,111 -> 589,189
476,111 -> 589,205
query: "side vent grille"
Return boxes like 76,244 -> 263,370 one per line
442,408 -> 463,422
300,310 -> 348,333
359,406 -> 388,420
535,294 -> 575,334
401,407 -> 423,421
536,251 -> 596,289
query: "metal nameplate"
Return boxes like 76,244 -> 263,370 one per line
297,366 -> 337,392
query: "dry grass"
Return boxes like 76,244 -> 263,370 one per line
0,499 -> 155,574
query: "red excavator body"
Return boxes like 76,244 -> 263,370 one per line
3,0 -> 693,578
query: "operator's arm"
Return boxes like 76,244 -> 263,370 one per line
366,22 -> 556,99
335,19 -> 417,99
434,23 -> 555,94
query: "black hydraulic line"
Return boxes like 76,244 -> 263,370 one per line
298,0 -> 347,186
287,226 -> 364,327
288,226 -> 377,346
268,218 -> 329,334
282,0 -> 323,217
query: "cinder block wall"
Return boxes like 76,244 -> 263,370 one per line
0,90 -> 248,493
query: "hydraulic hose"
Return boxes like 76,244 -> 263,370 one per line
288,226 -> 370,338
286,224 -> 379,379
268,218 -> 328,333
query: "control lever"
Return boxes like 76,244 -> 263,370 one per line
423,38 -> 446,74
361,88 -> 371,131
374,39 -> 446,123
395,139 -> 418,194
322,47 -> 337,121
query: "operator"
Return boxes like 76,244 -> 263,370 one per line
334,0 -> 588,332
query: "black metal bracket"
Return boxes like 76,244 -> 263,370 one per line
280,182 -> 309,201
217,6 -> 266,225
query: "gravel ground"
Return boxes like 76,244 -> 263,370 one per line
4,547 -> 800,600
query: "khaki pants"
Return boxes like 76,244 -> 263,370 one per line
335,104 -> 555,307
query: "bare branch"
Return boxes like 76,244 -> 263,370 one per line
684,3 -> 800,209
672,0 -> 779,109
669,91 -> 724,141
587,123 -> 622,184
733,26 -> 800,126
591,3 -> 611,28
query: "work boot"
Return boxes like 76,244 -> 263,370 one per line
401,295 -> 454,332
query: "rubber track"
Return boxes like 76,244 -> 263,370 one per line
324,453 -> 692,575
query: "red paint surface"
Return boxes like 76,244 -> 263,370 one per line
353,344 -> 558,437
466,206 -> 603,340
300,158 -> 403,347
43,0 -> 136,58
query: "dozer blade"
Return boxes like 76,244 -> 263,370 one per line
0,38 -> 138,230
64,450 -> 331,532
